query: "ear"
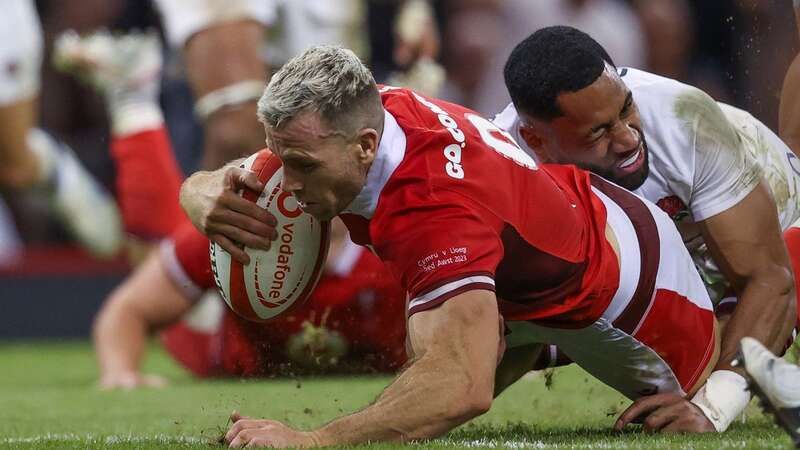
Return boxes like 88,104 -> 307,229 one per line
356,128 -> 379,164
518,125 -> 553,163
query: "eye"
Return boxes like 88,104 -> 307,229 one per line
621,98 -> 634,117
588,129 -> 606,143
297,162 -> 317,173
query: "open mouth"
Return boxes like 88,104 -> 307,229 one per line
616,142 -> 645,172
618,148 -> 641,169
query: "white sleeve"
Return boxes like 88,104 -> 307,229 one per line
154,0 -> 278,48
0,0 -> 42,104
684,88 -> 763,221
159,239 -> 205,303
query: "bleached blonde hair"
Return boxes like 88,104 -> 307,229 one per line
257,45 -> 383,136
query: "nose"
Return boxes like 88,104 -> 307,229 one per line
609,122 -> 640,154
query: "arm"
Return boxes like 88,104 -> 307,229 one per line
225,289 -> 500,447
779,2 -> 800,157
179,160 -> 277,264
699,181 -> 796,371
614,189 -> 796,433
93,252 -> 193,389
183,20 -> 269,170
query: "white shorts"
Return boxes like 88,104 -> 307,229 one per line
0,0 -> 42,105
153,0 -> 277,48
506,175 -> 717,400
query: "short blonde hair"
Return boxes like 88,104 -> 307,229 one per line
257,45 -> 383,136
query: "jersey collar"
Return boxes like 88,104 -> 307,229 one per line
341,109 -> 406,219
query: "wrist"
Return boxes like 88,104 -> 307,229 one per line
690,370 -> 751,432
306,429 -> 331,447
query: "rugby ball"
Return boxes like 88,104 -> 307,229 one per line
210,149 -> 331,322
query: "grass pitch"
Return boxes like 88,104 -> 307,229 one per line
0,341 -> 796,449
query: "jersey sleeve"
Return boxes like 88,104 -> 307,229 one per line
372,188 -> 503,316
158,222 -> 215,302
685,87 -> 763,221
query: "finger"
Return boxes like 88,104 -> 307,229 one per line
642,402 -> 685,432
228,433 -> 247,449
231,411 -> 253,423
661,419 -> 691,434
225,421 -> 248,445
220,193 -> 277,228
614,394 -> 676,431
212,209 -> 277,242
212,233 -> 250,265
214,223 -> 273,251
230,168 -> 265,194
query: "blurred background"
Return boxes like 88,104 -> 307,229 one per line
1,0 -> 798,339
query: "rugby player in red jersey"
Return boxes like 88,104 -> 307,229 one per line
178,46 -> 781,446
94,218 -> 407,388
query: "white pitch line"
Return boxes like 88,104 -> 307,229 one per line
436,437 -> 790,450
0,433 -> 206,445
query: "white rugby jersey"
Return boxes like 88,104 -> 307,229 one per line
494,67 -> 800,302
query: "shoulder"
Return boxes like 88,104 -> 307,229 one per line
622,67 -> 719,130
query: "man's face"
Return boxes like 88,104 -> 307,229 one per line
266,111 -> 377,221
521,68 -> 649,190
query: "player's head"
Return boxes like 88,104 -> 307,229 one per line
504,26 -> 649,190
257,45 -> 384,220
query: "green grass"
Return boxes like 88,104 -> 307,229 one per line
0,341 -> 795,449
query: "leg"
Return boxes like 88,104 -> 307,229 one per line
782,227 -> 800,344
0,98 -> 42,189
493,343 -> 544,396
183,20 -> 269,169
55,31 -> 186,261
0,0 -> 43,188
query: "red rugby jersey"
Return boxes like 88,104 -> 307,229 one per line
339,87 -> 620,327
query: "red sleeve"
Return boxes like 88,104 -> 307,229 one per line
372,189 -> 502,315
158,221 -> 215,301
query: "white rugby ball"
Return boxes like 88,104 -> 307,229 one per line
210,149 -> 331,322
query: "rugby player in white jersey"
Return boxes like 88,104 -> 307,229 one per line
495,25 -> 799,433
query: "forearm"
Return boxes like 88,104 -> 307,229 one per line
93,303 -> 150,376
716,272 -> 795,371
311,354 -> 492,445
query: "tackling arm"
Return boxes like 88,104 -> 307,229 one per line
699,181 -> 796,371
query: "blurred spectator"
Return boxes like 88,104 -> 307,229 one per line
0,0 -> 122,258
7,0 -> 797,255
438,0 -> 645,116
